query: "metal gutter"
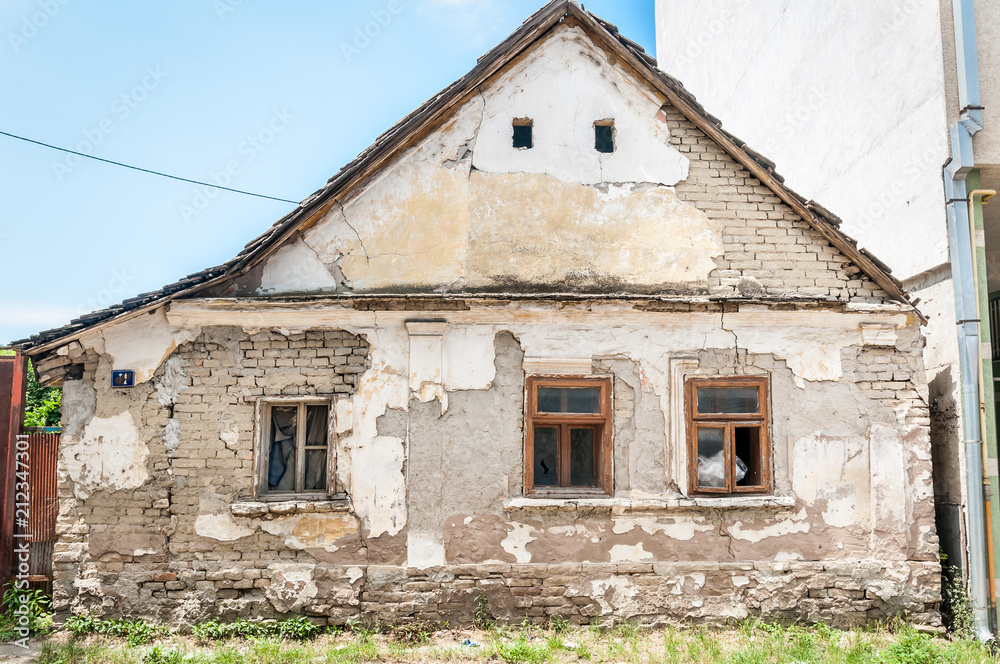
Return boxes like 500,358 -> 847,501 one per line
943,0 -> 992,640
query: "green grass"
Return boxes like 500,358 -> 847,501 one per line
32,619 -> 1000,664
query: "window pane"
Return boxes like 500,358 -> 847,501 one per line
533,427 -> 558,486
268,407 -> 297,491
537,387 -> 601,414
513,123 -> 532,149
306,405 -> 328,445
697,386 -> 759,414
569,428 -> 596,486
595,124 -> 614,153
305,449 -> 327,491
735,426 -> 763,487
696,427 -> 726,489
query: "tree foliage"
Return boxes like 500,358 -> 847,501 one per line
24,360 -> 61,428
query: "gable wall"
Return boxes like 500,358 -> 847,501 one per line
221,24 -> 889,303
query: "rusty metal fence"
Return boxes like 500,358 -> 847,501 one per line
22,429 -> 59,587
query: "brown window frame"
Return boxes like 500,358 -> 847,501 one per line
524,376 -> 613,497
253,396 -> 337,501
685,376 -> 770,495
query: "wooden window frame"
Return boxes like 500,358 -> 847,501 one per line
253,396 -> 337,501
524,376 -> 613,497
685,376 -> 770,495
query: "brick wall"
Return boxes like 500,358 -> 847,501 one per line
664,105 -> 889,303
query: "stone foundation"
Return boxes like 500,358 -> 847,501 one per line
62,560 -> 941,629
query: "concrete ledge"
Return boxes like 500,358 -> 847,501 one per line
503,495 -> 796,515
230,497 -> 352,519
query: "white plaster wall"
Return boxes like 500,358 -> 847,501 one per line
655,0 -> 951,280
974,0 -> 1000,165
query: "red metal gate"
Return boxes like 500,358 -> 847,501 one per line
22,429 -> 59,586
0,354 -> 58,590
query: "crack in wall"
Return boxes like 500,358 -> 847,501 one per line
334,199 -> 369,265
720,308 -> 743,369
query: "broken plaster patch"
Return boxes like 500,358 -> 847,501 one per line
259,513 -> 359,552
258,239 -> 341,295
194,513 -> 253,542
265,563 -> 318,613
609,542 -> 654,563
590,576 -> 639,615
95,309 -> 201,384
61,411 -> 148,499
501,522 -> 537,563
725,509 -> 811,544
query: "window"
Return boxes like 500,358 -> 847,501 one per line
686,377 -> 770,494
594,120 -> 614,153
256,398 -> 334,498
512,118 -> 533,149
525,376 -> 612,496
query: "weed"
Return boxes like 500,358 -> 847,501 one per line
345,617 -> 380,641
548,615 -> 569,633
0,582 -> 53,639
876,625 -> 944,664
940,565 -> 976,640
493,638 -> 552,664
386,619 -> 444,644
65,614 -> 168,645
143,644 -> 187,664
191,616 -> 321,642
474,588 -> 493,630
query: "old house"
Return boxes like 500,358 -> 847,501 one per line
15,1 -> 939,627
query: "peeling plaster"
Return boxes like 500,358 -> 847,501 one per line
609,542 -> 654,563
407,532 -> 447,569
610,516 -> 713,540
194,513 -> 253,542
500,522 -> 537,563
298,25 -> 715,294
258,239 -> 342,295
590,576 -> 639,615
85,310 -> 200,384
265,564 -> 317,613
726,509 -> 811,544
259,513 -> 359,551
792,433 -> 870,529
61,411 -> 148,499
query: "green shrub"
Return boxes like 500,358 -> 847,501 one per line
876,627 -> 944,664
191,616 -> 321,642
0,583 -> 53,640
65,615 -> 168,645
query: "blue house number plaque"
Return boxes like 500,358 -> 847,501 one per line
111,370 -> 135,388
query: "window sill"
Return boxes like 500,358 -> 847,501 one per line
502,495 -> 795,516
230,495 -> 352,519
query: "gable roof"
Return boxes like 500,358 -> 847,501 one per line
11,0 -> 922,354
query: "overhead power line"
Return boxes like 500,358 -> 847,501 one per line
0,129 -> 300,204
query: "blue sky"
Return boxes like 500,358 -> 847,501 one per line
0,0 -> 655,345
